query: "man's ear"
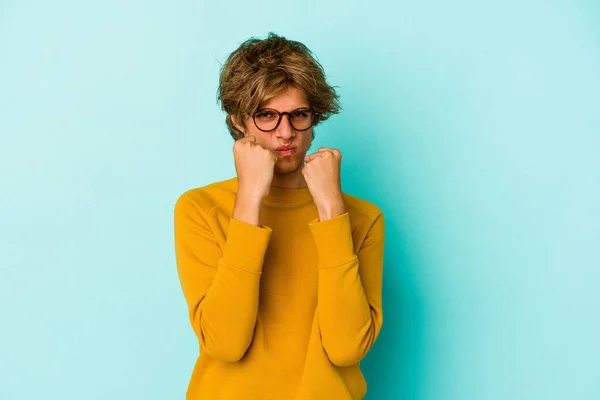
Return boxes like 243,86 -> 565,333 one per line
230,114 -> 246,136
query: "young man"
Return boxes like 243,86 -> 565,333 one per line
174,33 -> 385,399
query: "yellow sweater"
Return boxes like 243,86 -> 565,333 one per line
174,177 -> 385,400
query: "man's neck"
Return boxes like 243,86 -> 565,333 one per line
271,171 -> 307,189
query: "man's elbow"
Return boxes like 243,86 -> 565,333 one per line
202,339 -> 250,363
323,345 -> 366,367
197,321 -> 252,363
322,327 -> 380,367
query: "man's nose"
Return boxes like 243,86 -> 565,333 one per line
275,115 -> 295,139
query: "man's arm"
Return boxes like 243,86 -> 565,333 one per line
308,210 -> 385,367
174,192 -> 270,362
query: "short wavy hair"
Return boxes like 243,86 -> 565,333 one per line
217,32 -> 341,141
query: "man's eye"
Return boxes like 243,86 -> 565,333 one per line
291,111 -> 309,119
257,112 -> 277,119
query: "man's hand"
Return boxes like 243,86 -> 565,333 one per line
233,135 -> 278,200
303,147 -> 347,220
232,135 -> 277,226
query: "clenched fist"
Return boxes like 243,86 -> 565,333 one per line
302,147 -> 347,220
233,135 -> 278,200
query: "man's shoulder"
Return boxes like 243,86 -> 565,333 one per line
174,176 -> 238,214
342,192 -> 384,222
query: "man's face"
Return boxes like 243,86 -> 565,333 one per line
232,86 -> 313,177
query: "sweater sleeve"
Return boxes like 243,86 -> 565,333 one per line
174,194 -> 272,362
308,210 -> 385,367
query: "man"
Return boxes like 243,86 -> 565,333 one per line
174,32 -> 385,400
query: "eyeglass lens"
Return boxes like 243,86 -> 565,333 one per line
253,108 -> 314,131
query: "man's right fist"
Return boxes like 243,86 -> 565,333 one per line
233,135 -> 278,200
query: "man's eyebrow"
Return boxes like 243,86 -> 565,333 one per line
258,106 -> 311,111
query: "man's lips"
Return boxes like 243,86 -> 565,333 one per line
276,147 -> 296,155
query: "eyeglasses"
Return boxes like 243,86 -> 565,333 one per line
248,107 -> 319,132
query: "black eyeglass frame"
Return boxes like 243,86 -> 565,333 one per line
247,107 -> 320,132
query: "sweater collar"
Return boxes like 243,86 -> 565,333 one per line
232,177 -> 313,204
266,183 -> 314,204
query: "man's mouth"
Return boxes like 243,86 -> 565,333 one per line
276,147 -> 296,156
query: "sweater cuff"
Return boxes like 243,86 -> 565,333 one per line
221,217 -> 272,274
308,212 -> 356,268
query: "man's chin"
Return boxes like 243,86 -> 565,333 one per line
274,159 -> 303,175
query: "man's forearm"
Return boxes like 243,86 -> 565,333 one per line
233,191 -> 265,226
316,195 -> 347,221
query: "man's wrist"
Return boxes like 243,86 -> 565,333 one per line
233,191 -> 265,226
236,187 -> 267,204
316,196 -> 346,221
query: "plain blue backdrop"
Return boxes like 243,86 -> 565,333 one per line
1,1 -> 599,399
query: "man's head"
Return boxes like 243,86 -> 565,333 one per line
217,33 -> 341,177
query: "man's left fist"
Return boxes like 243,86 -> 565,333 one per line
302,147 -> 346,218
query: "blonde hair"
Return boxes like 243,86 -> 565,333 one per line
217,32 -> 341,140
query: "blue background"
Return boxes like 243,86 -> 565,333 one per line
1,1 -> 599,399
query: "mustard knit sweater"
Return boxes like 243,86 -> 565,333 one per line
174,177 -> 385,400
